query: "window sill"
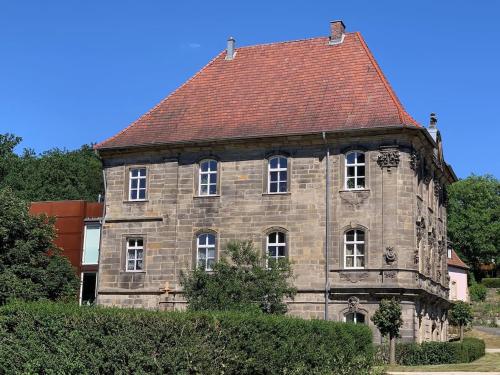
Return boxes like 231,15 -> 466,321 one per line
262,192 -> 291,196
193,195 -> 220,199
121,270 -> 146,274
339,188 -> 370,193
123,200 -> 149,204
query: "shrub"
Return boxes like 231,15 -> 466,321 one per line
470,283 -> 488,302
376,338 -> 485,365
0,302 -> 374,375
482,278 -> 500,288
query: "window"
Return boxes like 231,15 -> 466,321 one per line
199,159 -> 218,196
268,156 -> 288,193
82,223 -> 100,265
80,272 -> 97,305
267,231 -> 286,266
345,151 -> 365,189
129,168 -> 147,200
197,233 -> 216,271
344,229 -> 365,268
345,312 -> 365,324
126,238 -> 144,271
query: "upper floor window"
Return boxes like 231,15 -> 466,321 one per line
268,156 -> 288,193
82,223 -> 100,265
344,229 -> 365,269
345,151 -> 365,190
129,168 -> 147,201
267,231 -> 286,267
126,238 -> 144,272
199,159 -> 218,196
197,233 -> 216,271
345,312 -> 365,324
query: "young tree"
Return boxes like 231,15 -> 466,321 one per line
447,175 -> 500,277
449,301 -> 473,342
371,298 -> 403,365
180,240 -> 296,314
0,188 -> 79,305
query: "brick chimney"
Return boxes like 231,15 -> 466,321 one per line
329,20 -> 345,45
225,37 -> 236,60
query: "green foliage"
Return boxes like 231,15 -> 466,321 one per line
0,188 -> 79,305
375,338 -> 485,365
449,301 -> 473,327
482,278 -> 500,288
470,283 -> 488,302
0,301 -> 374,375
181,240 -> 297,314
371,298 -> 403,339
447,175 -> 500,275
0,133 -> 103,201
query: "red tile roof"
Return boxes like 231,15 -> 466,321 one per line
96,32 -> 420,150
448,249 -> 470,270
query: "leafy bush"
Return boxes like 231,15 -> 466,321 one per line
0,302 -> 374,375
375,338 -> 485,365
470,283 -> 488,302
482,278 -> 500,288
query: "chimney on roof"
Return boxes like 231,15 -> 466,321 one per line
329,20 -> 345,45
428,112 -> 438,141
225,37 -> 236,60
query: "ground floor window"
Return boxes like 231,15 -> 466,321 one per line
344,312 -> 365,324
81,272 -> 97,305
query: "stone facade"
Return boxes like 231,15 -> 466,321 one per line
97,126 -> 454,343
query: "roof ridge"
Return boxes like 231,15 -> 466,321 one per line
355,32 -> 419,128
95,50 -> 226,149
235,35 -> 333,50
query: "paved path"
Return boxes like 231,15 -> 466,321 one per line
387,372 -> 500,375
474,325 -> 500,336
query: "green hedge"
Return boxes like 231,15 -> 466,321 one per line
482,278 -> 500,288
376,338 -> 485,365
470,283 -> 488,301
0,302 -> 374,375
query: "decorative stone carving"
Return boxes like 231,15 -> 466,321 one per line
428,228 -> 436,249
416,217 -> 426,247
384,246 -> 397,264
377,149 -> 400,169
340,271 -> 369,283
437,270 -> 442,280
409,151 -> 420,172
425,256 -> 432,275
437,239 -> 445,255
434,183 -> 442,199
414,249 -> 420,264
339,189 -> 370,209
347,296 -> 360,312
384,270 -> 397,279
423,165 -> 432,185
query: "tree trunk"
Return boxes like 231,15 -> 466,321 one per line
389,335 -> 396,365
460,324 -> 464,342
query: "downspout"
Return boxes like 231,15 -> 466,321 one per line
322,132 -> 330,320
95,166 -> 107,304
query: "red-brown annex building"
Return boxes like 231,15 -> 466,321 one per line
30,200 -> 103,304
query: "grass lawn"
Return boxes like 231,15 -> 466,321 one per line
384,352 -> 500,372
466,327 -> 500,348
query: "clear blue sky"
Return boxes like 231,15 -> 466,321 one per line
1,1 -> 499,178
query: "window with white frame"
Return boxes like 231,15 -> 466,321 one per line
345,312 -> 365,324
129,168 -> 147,200
345,151 -> 365,189
82,223 -> 100,265
126,238 -> 144,271
197,233 -> 216,271
344,229 -> 365,268
267,231 -> 286,266
199,159 -> 218,196
268,156 -> 288,193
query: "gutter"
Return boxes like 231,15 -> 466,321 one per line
95,168 -> 107,304
322,132 -> 330,320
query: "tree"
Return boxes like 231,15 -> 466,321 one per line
449,301 -> 473,342
180,240 -> 296,314
0,133 -> 103,202
371,298 -> 403,365
447,175 -> 500,277
0,188 -> 79,305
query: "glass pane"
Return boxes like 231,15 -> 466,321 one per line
207,234 -> 215,245
127,260 -> 135,270
139,178 -> 146,189
270,182 -> 278,193
347,178 -> 355,189
209,185 -> 217,195
128,249 -> 135,259
345,244 -> 354,255
198,234 -> 207,244
279,171 -> 287,181
130,190 -> 137,200
200,161 -> 209,172
207,248 -> 215,258
346,153 -> 356,164
139,168 -> 146,177
137,239 -> 143,247
138,190 -> 146,200
131,179 -> 138,188
277,246 -> 285,257
279,157 -> 287,168
136,249 -> 143,260
270,171 -> 278,182
207,259 -> 215,270
200,185 -> 208,194
209,173 -> 217,184
346,313 -> 354,322
198,249 -> 206,259
346,257 -> 354,267
200,174 -> 208,184
357,178 -> 365,189
128,239 -> 136,247
357,153 -> 365,163
198,259 -> 205,268
209,160 -> 217,171
270,157 -> 278,169
269,232 -> 277,243
131,169 -> 138,177
347,166 -> 355,177
279,181 -> 287,192
345,231 -> 355,242
356,231 -> 364,242
357,166 -> 365,177
83,225 -> 101,265
268,246 -> 277,257
356,244 -> 364,256
356,313 -> 365,324
278,232 -> 285,243
136,260 -> 143,270
356,257 -> 365,268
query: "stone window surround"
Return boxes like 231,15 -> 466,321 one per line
262,226 -> 289,260
344,150 -> 366,190
340,146 -> 369,192
338,306 -> 369,323
192,229 -> 219,270
263,152 -> 291,195
339,224 -> 369,269
123,165 -> 150,202
194,156 -> 221,198
122,234 -> 147,273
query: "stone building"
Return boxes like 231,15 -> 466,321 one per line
95,21 -> 457,342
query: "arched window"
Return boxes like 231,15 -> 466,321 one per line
345,151 -> 365,189
268,156 -> 288,193
196,233 -> 216,271
345,312 -> 365,324
344,229 -> 365,268
199,159 -> 218,196
267,231 -> 286,266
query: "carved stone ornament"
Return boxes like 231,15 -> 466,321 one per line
438,239 -> 445,255
339,189 -> 370,209
377,149 -> 400,169
437,270 -> 442,281
416,217 -> 426,247
347,296 -> 360,312
384,270 -> 398,279
434,183 -> 442,199
340,271 -> 369,283
384,246 -> 397,264
409,151 -> 420,172
414,249 -> 420,264
425,257 -> 432,275
428,228 -> 436,249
